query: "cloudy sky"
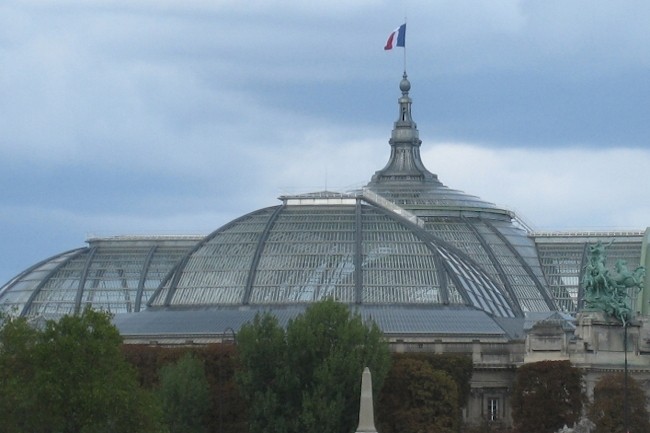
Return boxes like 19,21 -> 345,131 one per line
1,0 -> 649,285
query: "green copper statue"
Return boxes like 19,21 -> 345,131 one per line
582,241 -> 645,325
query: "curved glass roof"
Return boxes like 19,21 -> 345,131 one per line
148,198 -> 527,317
0,237 -> 199,318
0,73 -> 561,322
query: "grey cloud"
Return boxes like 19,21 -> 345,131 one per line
1,0 -> 649,285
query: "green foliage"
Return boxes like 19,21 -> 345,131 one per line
158,352 -> 211,433
511,360 -> 584,433
0,315 -> 41,433
0,309 -> 165,433
236,312 -> 294,433
391,353 -> 473,408
236,299 -> 391,433
378,357 -> 459,433
588,372 -> 650,433
122,343 -> 247,433
427,354 -> 473,408
377,353 -> 472,433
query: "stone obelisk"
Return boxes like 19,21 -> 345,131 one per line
356,367 -> 378,433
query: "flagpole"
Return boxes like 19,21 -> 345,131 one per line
403,17 -> 407,74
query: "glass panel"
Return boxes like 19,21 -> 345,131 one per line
361,208 -> 440,304
252,206 -> 357,303
488,398 -> 499,421
0,250 -> 81,315
424,218 -> 506,294
169,209 -> 276,305
473,224 -> 549,313
28,254 -> 90,316
436,246 -> 515,317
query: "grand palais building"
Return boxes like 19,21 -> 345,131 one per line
2,74 -> 649,427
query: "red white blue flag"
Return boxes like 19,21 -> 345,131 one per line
384,23 -> 406,50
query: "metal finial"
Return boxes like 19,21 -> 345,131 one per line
400,71 -> 410,94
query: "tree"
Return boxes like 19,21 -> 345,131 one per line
588,372 -> 650,433
379,357 -> 459,433
122,343 -> 248,433
158,352 -> 211,433
236,312 -> 294,433
0,314 -> 41,433
0,309 -> 165,433
390,353 -> 473,410
236,299 -> 391,433
511,360 -> 584,433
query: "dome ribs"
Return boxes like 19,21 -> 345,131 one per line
73,247 -> 98,315
242,204 -> 285,305
366,203 -> 450,305
460,216 -> 523,317
19,249 -> 87,317
481,219 -> 556,311
152,207 -> 278,308
134,245 -> 158,313
354,199 -> 363,304
431,249 -> 450,305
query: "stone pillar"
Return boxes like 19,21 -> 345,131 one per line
472,339 -> 482,363
356,367 -> 378,433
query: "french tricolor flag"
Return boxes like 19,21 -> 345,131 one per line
384,23 -> 406,50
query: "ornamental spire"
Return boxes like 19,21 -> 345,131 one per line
367,73 -> 440,186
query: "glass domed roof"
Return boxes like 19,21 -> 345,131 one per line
148,196 -> 521,317
0,73 -> 556,320
0,237 -> 200,318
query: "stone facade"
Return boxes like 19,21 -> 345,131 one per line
380,311 -> 650,428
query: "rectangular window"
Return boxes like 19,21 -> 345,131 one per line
488,398 -> 499,421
